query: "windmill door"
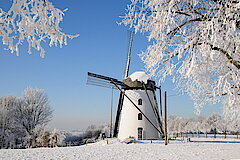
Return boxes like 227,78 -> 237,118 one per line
138,127 -> 143,140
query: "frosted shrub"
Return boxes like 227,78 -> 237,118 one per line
28,125 -> 65,148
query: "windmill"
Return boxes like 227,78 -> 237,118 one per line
87,31 -> 164,140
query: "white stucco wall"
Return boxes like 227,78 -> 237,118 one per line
117,89 -> 160,141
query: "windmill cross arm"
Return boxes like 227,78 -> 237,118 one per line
87,72 -> 129,88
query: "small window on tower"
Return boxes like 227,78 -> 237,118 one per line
138,127 -> 143,140
138,113 -> 142,120
138,99 -> 142,105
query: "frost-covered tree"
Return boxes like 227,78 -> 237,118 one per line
202,112 -> 221,138
0,88 -> 55,148
180,118 -> 191,138
15,88 -> 53,136
223,96 -> 240,121
0,0 -> 78,57
200,119 -> 211,138
176,117 -> 188,137
122,0 -> 240,115
168,113 -> 240,139
217,118 -> 229,138
168,115 -> 178,137
173,117 -> 186,137
168,116 -> 204,138
0,95 -> 17,148
229,119 -> 240,138
185,119 -> 197,137
195,116 -> 204,137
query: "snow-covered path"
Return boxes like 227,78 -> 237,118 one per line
1,139 -> 240,160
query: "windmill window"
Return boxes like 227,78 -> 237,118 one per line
138,127 -> 143,140
138,113 -> 142,120
138,99 -> 142,105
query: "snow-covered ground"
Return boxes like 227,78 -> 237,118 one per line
1,138 -> 240,160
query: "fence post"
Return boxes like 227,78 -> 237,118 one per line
164,91 -> 168,145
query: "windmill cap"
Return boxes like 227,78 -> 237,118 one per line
128,71 -> 149,83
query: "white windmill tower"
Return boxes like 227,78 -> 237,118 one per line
117,71 -> 163,140
87,31 -> 164,140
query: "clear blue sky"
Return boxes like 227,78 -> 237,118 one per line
0,0 -> 222,131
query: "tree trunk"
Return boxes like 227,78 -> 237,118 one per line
192,132 -> 194,137
205,132 -> 208,138
180,132 -> 184,141
224,131 -> 226,139
214,128 -> 216,138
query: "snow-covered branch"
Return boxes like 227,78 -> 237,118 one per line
0,0 -> 78,57
122,0 -> 240,116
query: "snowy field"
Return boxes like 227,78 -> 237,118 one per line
1,138 -> 240,160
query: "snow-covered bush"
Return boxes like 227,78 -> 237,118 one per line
28,125 -> 65,148
83,125 -> 103,139
64,132 -> 83,146
62,124 -> 110,146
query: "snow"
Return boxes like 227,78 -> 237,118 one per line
1,138 -> 240,160
129,71 -> 149,83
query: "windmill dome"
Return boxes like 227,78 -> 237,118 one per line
128,71 -> 149,83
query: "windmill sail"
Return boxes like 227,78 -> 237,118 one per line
124,30 -> 134,79
113,92 -> 124,137
113,31 -> 134,137
87,72 -> 128,89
